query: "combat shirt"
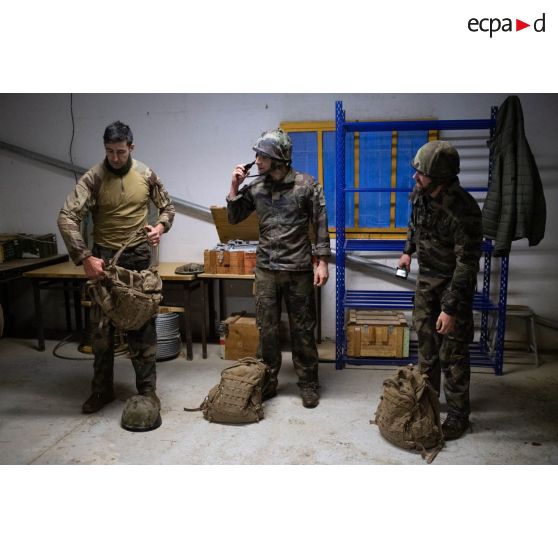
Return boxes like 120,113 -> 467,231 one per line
58,158 -> 175,264
403,179 -> 482,314
227,169 -> 331,271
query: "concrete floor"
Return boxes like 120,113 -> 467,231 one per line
1,337 -> 557,465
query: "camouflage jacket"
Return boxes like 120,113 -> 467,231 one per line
227,169 -> 331,271
57,159 -> 175,265
403,179 -> 482,313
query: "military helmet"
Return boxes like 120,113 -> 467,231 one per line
174,263 -> 205,275
121,394 -> 162,432
412,140 -> 460,179
253,129 -> 292,162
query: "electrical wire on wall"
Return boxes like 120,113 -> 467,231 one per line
69,93 -> 78,183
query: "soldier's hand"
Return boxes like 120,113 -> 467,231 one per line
436,311 -> 456,335
398,253 -> 411,272
314,260 -> 329,287
145,224 -> 165,246
83,256 -> 105,280
229,164 -> 248,198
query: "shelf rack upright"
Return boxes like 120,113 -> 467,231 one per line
334,100 -> 509,374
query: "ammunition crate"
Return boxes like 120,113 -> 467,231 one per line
203,248 -> 257,275
346,309 -> 409,358
0,235 -> 22,263
19,233 -> 58,258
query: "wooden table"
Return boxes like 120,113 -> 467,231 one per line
24,261 -> 203,359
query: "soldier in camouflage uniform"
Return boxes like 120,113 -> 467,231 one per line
57,121 -> 175,415
398,141 -> 482,440
227,129 -> 331,408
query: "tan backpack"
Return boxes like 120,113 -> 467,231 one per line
185,358 -> 269,424
373,364 -> 444,463
87,229 -> 163,331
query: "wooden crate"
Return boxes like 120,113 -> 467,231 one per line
346,310 -> 409,358
204,249 -> 245,274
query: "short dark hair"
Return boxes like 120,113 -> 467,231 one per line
103,121 -> 133,145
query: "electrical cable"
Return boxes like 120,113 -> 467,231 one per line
69,93 -> 78,183
52,332 -> 93,360
52,331 -> 129,361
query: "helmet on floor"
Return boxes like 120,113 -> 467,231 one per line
121,394 -> 162,432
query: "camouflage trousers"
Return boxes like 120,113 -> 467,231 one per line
254,267 -> 319,389
413,277 -> 474,418
89,242 -> 157,395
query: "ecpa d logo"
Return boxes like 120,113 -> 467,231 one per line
468,13 -> 546,37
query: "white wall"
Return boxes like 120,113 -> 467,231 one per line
1,94 -> 557,346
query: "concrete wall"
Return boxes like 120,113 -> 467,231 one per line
1,94 -> 557,347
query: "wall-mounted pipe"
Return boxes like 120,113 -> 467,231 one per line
0,140 -> 418,278
0,140 -> 213,220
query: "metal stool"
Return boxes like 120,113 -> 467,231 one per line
506,305 -> 539,367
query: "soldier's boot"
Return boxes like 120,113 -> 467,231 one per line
261,368 -> 279,401
299,382 -> 320,409
442,413 -> 471,440
139,390 -> 161,411
82,390 -> 115,414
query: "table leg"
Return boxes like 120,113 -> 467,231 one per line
208,278 -> 216,339
1,281 -> 10,336
72,280 -> 82,332
32,279 -> 45,352
183,283 -> 193,360
201,280 -> 207,359
63,282 -> 71,331
218,278 -> 225,323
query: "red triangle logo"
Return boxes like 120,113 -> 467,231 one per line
516,19 -> 530,31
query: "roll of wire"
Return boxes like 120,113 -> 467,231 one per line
155,312 -> 181,361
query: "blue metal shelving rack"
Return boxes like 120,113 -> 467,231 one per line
335,101 -> 509,374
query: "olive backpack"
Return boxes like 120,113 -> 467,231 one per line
372,364 -> 444,463
185,357 -> 269,424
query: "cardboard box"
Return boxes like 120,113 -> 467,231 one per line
222,314 -> 259,360
346,310 -> 409,358
210,207 -> 259,243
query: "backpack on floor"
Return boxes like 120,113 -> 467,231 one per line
372,364 -> 444,463
185,357 -> 269,424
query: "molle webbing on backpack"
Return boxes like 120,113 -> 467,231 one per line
185,357 -> 269,424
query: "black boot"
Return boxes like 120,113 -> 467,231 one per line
299,383 -> 320,408
82,390 -> 115,414
262,371 -> 278,402
442,414 -> 470,440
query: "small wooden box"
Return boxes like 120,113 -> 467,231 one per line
346,310 -> 409,358
204,206 -> 259,275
